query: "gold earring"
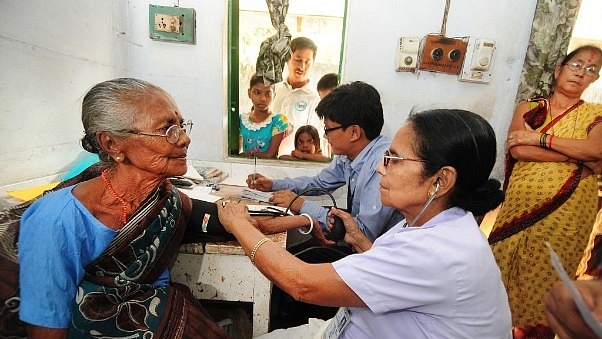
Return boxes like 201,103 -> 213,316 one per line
428,190 -> 434,198
115,156 -> 121,162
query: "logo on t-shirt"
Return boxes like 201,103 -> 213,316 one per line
294,101 -> 308,111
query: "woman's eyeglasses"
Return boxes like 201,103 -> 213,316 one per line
565,62 -> 599,77
383,149 -> 427,166
119,119 -> 193,144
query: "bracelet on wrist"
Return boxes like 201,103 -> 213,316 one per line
249,237 -> 270,265
540,133 -> 550,149
298,213 -> 314,235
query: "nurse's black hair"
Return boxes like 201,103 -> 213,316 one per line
408,109 -> 504,216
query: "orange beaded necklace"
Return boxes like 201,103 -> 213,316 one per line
101,168 -> 128,224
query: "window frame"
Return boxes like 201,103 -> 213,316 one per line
226,0 -> 348,159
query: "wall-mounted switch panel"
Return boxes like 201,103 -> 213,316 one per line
395,37 -> 421,72
418,34 -> 468,75
459,37 -> 496,83
155,14 -> 181,33
149,5 -> 196,44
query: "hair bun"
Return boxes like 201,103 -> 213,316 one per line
463,179 -> 504,216
81,134 -> 99,154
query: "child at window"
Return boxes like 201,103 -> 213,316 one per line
317,73 -> 339,99
239,74 -> 291,158
279,125 -> 331,162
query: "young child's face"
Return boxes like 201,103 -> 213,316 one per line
296,132 -> 316,154
248,82 -> 274,113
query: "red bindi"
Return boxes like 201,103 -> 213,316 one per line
586,50 -> 600,63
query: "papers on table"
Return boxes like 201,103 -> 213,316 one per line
177,185 -> 221,203
241,188 -> 273,203
183,164 -> 204,182
219,176 -> 247,187
193,166 -> 229,186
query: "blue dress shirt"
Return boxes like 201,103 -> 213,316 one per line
271,135 -> 405,241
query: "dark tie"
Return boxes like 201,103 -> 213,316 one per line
347,172 -> 355,213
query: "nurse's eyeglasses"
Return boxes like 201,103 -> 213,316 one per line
383,150 -> 427,166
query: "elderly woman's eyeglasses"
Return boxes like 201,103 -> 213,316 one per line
565,62 -> 599,77
383,150 -> 427,166
119,119 -> 193,144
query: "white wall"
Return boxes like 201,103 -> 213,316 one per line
343,0 -> 534,179
0,0 -> 536,186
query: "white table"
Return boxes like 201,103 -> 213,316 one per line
171,185 -> 286,337
172,232 -> 286,337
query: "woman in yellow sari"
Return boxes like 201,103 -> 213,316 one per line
489,45 -> 602,339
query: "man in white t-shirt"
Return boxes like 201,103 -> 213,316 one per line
273,37 -> 325,157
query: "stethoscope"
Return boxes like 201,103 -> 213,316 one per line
405,179 -> 440,228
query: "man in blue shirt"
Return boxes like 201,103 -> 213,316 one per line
248,81 -> 404,327
248,81 -> 404,251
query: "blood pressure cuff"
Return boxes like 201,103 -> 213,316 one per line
183,199 -> 235,243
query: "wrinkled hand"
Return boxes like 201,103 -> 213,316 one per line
328,207 -> 372,252
247,173 -> 273,191
544,280 -> 602,339
217,201 -> 256,234
328,207 -> 360,238
270,190 -> 303,213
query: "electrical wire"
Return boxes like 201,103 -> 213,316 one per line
407,181 -> 440,227
440,0 -> 451,36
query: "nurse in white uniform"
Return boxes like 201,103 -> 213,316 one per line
218,108 -> 512,339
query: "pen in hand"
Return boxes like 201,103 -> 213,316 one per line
253,156 -> 257,187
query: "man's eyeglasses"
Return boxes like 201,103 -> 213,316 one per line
383,150 -> 427,166
323,125 -> 345,136
119,119 -> 193,144
565,62 -> 599,77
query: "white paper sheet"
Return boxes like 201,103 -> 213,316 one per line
219,176 -> 248,187
241,188 -> 273,203
183,163 -> 204,181
178,186 -> 221,203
